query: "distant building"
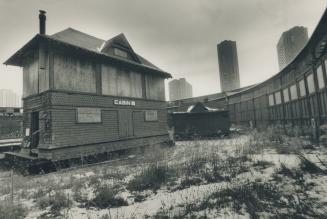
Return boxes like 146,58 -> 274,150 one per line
0,89 -> 21,107
277,26 -> 309,70
217,40 -> 240,92
169,78 -> 193,101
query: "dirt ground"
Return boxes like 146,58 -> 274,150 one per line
0,129 -> 327,219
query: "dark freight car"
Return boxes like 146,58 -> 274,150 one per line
170,102 -> 230,140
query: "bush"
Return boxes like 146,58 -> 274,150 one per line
0,201 -> 27,219
37,190 -> 72,215
298,153 -> 325,174
253,160 -> 274,169
91,185 -> 128,209
127,164 -> 173,191
277,163 -> 294,177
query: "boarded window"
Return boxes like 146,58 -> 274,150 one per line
114,48 -> 128,58
145,75 -> 165,101
101,65 -> 142,98
145,110 -> 158,121
23,56 -> 39,97
268,94 -> 274,106
275,91 -> 282,105
306,74 -> 315,94
299,79 -> 306,97
283,88 -> 289,103
317,65 -> 325,89
54,54 -> 96,93
290,84 -> 298,100
76,108 -> 101,123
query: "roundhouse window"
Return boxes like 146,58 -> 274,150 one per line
268,94 -> 274,106
274,91 -> 282,105
317,65 -> 325,89
299,79 -> 306,97
306,74 -> 315,94
283,88 -> 290,103
290,84 -> 298,100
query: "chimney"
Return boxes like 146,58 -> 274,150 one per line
39,10 -> 46,35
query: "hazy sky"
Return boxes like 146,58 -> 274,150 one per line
0,0 -> 326,98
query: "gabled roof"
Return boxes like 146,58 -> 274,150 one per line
172,102 -> 226,114
4,28 -> 170,78
187,102 -> 220,113
51,28 -> 105,52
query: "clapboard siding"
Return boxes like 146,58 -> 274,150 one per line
133,110 -> 168,137
50,91 -> 165,109
50,109 -> 119,148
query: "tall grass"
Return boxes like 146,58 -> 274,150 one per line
0,201 -> 27,219
90,185 -> 128,209
127,163 -> 173,191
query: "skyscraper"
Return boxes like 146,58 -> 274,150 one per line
217,40 -> 240,92
277,26 -> 309,70
169,78 -> 193,101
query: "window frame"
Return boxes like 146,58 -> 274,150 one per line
283,88 -> 290,103
298,79 -> 306,97
144,110 -> 159,122
317,65 -> 325,90
290,84 -> 298,100
274,91 -> 282,105
306,73 -> 315,94
76,107 -> 102,124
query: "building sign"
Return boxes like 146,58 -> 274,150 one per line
77,108 -> 101,123
145,110 -> 158,121
114,99 -> 136,106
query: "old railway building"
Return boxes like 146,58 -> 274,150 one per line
4,11 -> 171,161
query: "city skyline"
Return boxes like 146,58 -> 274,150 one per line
0,1 -> 326,98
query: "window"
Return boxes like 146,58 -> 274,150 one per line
317,65 -> 325,89
54,55 -> 96,93
290,84 -> 298,100
114,48 -> 128,58
306,74 -> 315,94
76,108 -> 101,123
299,79 -> 306,97
145,110 -> 158,121
283,88 -> 289,103
268,94 -> 274,106
101,65 -> 143,98
275,91 -> 282,105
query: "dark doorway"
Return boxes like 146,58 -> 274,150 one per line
30,111 -> 39,148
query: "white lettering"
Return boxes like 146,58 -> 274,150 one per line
113,99 -> 136,106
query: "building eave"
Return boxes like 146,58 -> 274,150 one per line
4,34 -> 172,78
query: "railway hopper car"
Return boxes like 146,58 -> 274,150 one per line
170,102 -> 230,140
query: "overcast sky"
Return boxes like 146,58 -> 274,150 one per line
0,0 -> 326,99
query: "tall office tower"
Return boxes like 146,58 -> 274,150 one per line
277,26 -> 309,70
169,78 -> 193,101
217,40 -> 240,92
0,89 -> 21,107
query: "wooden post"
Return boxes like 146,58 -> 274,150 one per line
11,169 -> 14,204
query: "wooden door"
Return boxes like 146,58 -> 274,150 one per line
118,109 -> 134,138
